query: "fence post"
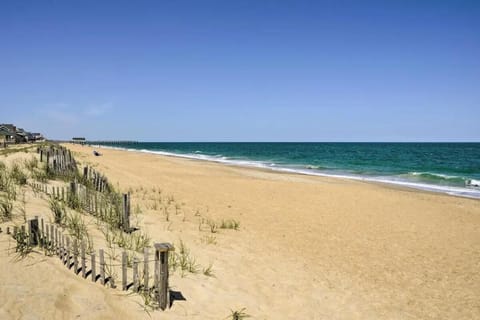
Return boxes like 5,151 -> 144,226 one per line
50,225 -> 54,252
144,248 -> 149,292
61,235 -> 66,264
28,217 -> 39,246
66,237 -> 71,268
123,193 -> 130,232
154,243 -> 173,310
73,239 -> 79,274
57,229 -> 62,258
91,253 -> 96,282
54,227 -> 59,257
122,251 -> 127,290
81,241 -> 86,278
58,231 -> 63,260
45,226 -> 50,254
99,249 -> 105,285
40,218 -> 44,248
133,257 -> 139,292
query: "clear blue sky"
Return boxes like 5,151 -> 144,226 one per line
1,0 -> 479,141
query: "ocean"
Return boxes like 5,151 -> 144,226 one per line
94,142 -> 480,199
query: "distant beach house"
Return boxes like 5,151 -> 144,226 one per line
0,123 -> 45,146
15,128 -> 29,143
31,133 -> 45,142
0,124 -> 16,146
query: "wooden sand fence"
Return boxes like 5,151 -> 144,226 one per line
30,163 -> 131,232
38,145 -> 77,177
3,218 -> 174,310
11,145 -> 174,309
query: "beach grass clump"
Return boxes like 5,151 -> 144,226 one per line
202,263 -> 215,277
0,195 -> 14,221
49,196 -> 67,224
220,219 -> 241,231
66,191 -> 81,210
14,227 -> 33,258
32,168 -> 48,183
101,225 -> 151,253
65,211 -> 89,242
228,308 -> 251,320
169,240 -> 200,277
23,156 -> 38,172
163,204 -> 170,221
201,234 -> 217,245
132,287 -> 157,315
0,169 -> 17,200
207,219 -> 218,233
9,163 -> 27,185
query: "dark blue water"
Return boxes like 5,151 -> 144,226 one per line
95,142 -> 480,198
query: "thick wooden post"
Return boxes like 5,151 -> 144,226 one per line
99,249 -> 105,285
122,251 -> 128,290
154,243 -> 173,310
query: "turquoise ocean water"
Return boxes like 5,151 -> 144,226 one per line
95,142 -> 480,199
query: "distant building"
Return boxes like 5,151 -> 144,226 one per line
0,125 -> 16,146
72,137 -> 86,144
15,128 -> 29,143
0,124 -> 44,145
31,133 -> 45,142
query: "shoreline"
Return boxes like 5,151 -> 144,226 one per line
89,143 -> 480,200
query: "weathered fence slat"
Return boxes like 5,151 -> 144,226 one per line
73,239 -> 79,274
144,247 -> 149,292
91,253 -> 96,282
133,257 -> 139,292
99,249 -> 105,285
81,241 -> 86,278
122,251 -> 127,290
66,237 -> 71,268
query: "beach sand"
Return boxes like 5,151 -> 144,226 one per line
1,144 -> 479,319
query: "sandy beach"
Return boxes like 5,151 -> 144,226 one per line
1,143 -> 479,319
